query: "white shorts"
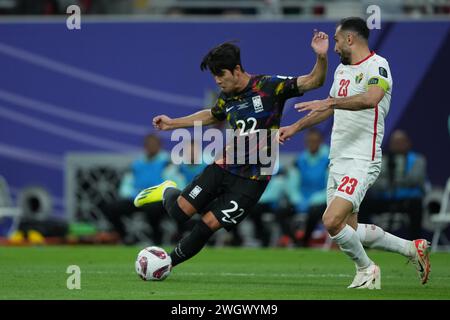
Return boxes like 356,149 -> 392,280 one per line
326,158 -> 381,213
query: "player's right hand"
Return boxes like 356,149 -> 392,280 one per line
311,29 -> 329,56
153,115 -> 172,130
278,125 -> 297,145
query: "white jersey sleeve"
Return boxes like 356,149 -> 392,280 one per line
366,58 -> 393,94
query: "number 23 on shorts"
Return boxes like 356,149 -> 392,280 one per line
337,176 -> 358,195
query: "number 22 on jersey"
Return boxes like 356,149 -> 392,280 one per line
236,117 -> 259,136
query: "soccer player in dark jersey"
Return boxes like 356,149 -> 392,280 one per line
134,31 -> 329,276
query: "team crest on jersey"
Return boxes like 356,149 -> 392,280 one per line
355,73 -> 364,84
189,185 -> 202,199
252,95 -> 264,113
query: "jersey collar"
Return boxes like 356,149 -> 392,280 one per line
227,75 -> 254,98
352,51 -> 375,66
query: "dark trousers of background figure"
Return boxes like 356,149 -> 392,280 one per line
276,205 -> 300,245
231,203 -> 304,247
102,199 -> 166,245
249,203 -> 276,247
358,197 -> 423,240
228,203 -> 275,247
302,204 -> 327,247
276,203 -> 327,247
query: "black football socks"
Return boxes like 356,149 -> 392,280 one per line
163,187 -> 190,225
170,220 -> 214,267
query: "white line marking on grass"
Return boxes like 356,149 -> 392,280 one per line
178,272 -> 352,278
7,270 -> 450,281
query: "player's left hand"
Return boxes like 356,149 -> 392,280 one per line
278,125 -> 297,145
311,30 -> 329,56
295,99 -> 331,116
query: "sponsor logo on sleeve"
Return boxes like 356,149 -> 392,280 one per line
379,67 -> 388,78
368,78 -> 379,85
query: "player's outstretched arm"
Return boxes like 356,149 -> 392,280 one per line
296,30 -> 329,93
296,86 -> 385,116
279,107 -> 333,144
329,86 -> 385,111
153,109 -> 220,130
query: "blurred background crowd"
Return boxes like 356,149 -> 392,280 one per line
1,0 -> 449,18
98,128 -> 436,248
0,0 -> 449,251
2,127 -> 447,249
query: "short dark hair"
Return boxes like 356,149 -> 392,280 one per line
306,128 -> 323,138
200,41 -> 244,76
144,133 -> 160,144
338,17 -> 370,41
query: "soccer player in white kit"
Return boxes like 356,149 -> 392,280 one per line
279,17 -> 431,289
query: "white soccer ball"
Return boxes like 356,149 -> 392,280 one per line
135,246 -> 172,281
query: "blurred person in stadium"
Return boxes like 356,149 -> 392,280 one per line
87,0 -> 133,14
279,128 -> 329,247
134,31 -> 329,273
102,134 -> 172,245
360,129 -> 427,239
225,170 -> 287,248
279,17 -> 430,288
238,167 -> 289,247
166,7 -> 185,17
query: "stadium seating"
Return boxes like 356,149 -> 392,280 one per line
431,177 -> 450,251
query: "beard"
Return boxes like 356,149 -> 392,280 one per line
338,48 -> 352,65
340,54 -> 351,65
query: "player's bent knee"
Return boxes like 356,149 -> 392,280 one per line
167,198 -> 192,224
322,213 -> 335,231
202,211 -> 222,232
177,196 -> 196,216
322,212 -> 345,235
322,197 -> 354,234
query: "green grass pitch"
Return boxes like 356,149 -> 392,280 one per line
1,246 -> 449,300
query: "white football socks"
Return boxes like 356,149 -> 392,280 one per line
330,224 -> 372,270
356,223 -> 414,258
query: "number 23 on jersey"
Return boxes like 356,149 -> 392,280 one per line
338,176 -> 358,195
337,79 -> 350,97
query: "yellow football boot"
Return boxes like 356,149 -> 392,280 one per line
134,180 -> 177,207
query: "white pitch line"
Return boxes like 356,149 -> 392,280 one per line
2,269 -> 446,281
178,272 -> 352,278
